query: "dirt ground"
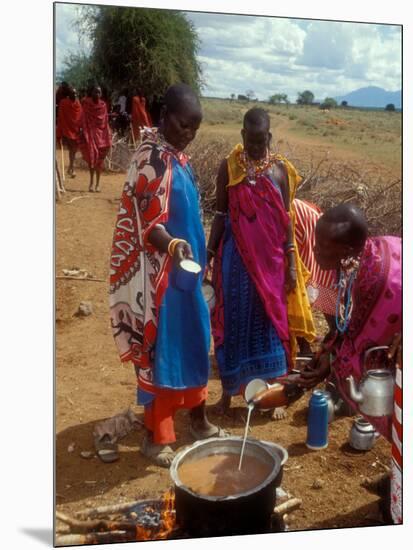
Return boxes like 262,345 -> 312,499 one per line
55,138 -> 393,540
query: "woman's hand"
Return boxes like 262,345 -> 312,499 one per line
296,353 -> 331,389
173,241 -> 193,267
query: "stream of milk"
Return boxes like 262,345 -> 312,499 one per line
238,402 -> 254,471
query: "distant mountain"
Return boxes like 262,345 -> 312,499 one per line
334,86 -> 401,109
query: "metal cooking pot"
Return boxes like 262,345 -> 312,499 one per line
170,436 -> 281,537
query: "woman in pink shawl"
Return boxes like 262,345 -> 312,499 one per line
78,85 -> 111,192
207,108 -> 315,415
297,203 -> 402,524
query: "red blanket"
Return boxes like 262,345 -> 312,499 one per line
131,96 -> 152,140
78,97 -> 111,169
56,98 -> 82,141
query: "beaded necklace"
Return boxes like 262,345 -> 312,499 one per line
335,256 -> 360,333
237,148 -> 277,185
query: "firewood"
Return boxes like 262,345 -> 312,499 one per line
55,531 -> 133,546
273,497 -> 302,516
56,511 -> 137,533
75,498 -> 160,519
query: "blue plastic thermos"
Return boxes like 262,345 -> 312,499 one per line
306,390 -> 329,450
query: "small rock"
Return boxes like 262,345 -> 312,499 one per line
276,487 -> 288,499
311,479 -> 324,489
75,301 -> 93,317
68,443 -> 76,453
129,512 -> 138,519
80,451 -> 95,459
84,480 -> 97,485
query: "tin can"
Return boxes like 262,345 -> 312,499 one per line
173,259 -> 202,291
306,390 -> 329,450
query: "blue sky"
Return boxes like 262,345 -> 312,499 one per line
55,3 -> 402,101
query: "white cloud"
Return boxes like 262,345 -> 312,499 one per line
55,3 -> 92,73
55,4 -> 401,99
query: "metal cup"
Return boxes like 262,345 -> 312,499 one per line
173,259 -> 202,291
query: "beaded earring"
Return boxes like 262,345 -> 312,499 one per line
335,255 -> 360,333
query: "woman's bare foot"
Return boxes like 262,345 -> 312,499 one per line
271,407 -> 288,420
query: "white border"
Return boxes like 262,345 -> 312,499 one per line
1,1 -> 409,549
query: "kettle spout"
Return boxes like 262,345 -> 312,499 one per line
346,375 -> 363,404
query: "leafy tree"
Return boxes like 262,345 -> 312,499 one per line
230,93 -> 235,101
60,52 -> 103,93
341,100 -> 348,107
385,103 -> 396,111
245,89 -> 256,101
74,5 -> 202,95
269,93 -> 289,105
319,97 -> 337,109
237,94 -> 249,102
296,90 -> 314,105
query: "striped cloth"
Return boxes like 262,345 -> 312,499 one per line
390,361 -> 402,524
293,199 -> 337,315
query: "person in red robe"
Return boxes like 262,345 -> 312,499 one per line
131,90 -> 152,142
78,85 -> 111,192
56,87 -> 82,177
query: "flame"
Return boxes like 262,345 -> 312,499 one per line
135,489 -> 176,541
157,489 -> 176,539
135,523 -> 153,541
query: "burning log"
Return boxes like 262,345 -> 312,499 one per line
56,491 -> 177,543
75,499 -> 159,519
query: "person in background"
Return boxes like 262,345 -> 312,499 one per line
116,88 -> 128,114
207,107 -> 316,415
56,87 -> 82,178
131,88 -> 152,142
78,85 -> 111,192
109,83 -> 226,468
55,81 -> 71,119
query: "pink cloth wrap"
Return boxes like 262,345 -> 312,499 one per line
212,173 -> 291,359
332,236 -> 401,440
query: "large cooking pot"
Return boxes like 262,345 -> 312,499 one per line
170,436 -> 281,537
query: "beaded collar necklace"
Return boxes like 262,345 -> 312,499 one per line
237,148 -> 276,185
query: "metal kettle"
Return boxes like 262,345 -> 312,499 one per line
349,416 -> 379,451
346,346 -> 394,418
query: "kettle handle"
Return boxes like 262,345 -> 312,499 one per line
363,346 -> 389,370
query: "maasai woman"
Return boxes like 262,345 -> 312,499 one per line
109,84 -> 225,468
207,108 -> 316,414
78,85 -> 111,192
296,203 -> 401,523
56,87 -> 82,177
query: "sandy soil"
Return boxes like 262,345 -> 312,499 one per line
55,142 -> 392,541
